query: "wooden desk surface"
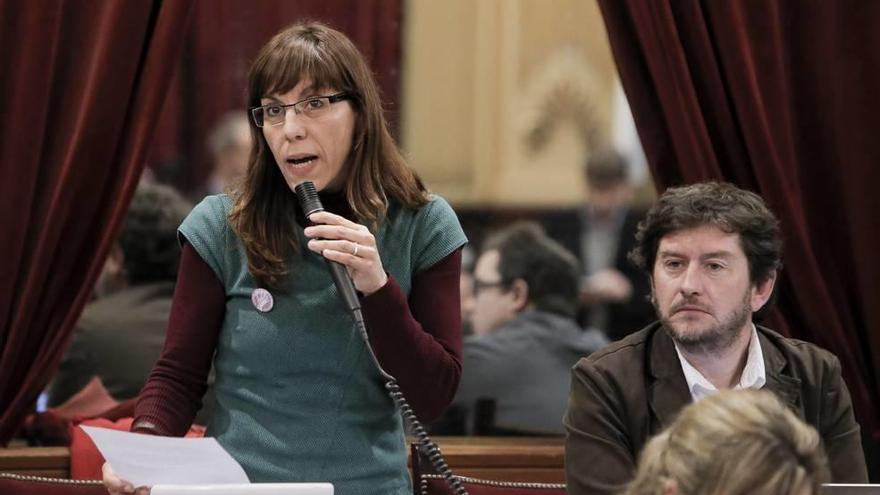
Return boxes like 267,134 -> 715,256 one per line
0,446 -> 70,478
414,436 -> 565,483
0,437 -> 566,483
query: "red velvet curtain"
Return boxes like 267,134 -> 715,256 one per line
148,0 -> 404,193
596,0 -> 880,441
0,0 -> 193,444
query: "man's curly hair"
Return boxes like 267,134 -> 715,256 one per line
118,181 -> 192,285
629,181 -> 782,285
483,222 -> 581,318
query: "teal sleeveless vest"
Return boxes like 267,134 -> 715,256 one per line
178,194 -> 466,495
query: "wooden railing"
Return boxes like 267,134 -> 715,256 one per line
0,446 -> 70,478
416,436 -> 565,483
0,437 -> 565,483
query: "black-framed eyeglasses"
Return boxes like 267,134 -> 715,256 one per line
250,92 -> 350,127
473,279 -> 508,294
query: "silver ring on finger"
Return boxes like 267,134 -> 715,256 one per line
352,241 -> 359,256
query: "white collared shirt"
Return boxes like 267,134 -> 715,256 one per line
673,323 -> 766,402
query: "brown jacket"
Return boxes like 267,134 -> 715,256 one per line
564,322 -> 868,495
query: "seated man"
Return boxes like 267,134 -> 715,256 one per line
46,181 -> 205,418
453,222 -> 607,435
564,181 -> 867,494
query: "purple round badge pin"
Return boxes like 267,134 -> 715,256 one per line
251,288 -> 274,312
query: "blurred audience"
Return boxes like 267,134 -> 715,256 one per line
623,389 -> 829,495
451,222 -> 607,435
544,147 -> 654,340
202,111 -> 252,196
46,181 -> 196,412
459,245 -> 476,336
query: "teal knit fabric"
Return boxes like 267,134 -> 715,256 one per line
178,194 -> 466,495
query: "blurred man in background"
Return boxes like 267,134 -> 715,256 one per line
202,111 -> 251,196
545,148 -> 654,341
47,181 -> 194,410
453,222 -> 607,435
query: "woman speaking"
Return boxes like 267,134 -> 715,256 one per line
104,22 -> 466,495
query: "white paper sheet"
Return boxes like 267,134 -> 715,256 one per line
81,426 -> 250,488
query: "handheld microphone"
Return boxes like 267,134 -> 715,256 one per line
295,182 -> 468,495
294,181 -> 361,314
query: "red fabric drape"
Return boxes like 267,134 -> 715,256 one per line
148,0 -> 404,193
597,0 -> 880,440
0,0 -> 193,444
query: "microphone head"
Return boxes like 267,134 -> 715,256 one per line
294,181 -> 324,218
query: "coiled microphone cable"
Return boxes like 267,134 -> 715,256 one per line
295,181 -> 468,495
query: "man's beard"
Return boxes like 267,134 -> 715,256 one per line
656,289 -> 752,355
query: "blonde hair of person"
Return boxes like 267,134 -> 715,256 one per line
624,389 -> 829,495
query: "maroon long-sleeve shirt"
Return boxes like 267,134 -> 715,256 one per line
134,203 -> 463,436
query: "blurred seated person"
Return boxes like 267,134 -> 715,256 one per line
45,181 -> 210,421
451,222 -> 607,435
459,245 -> 476,336
202,111 -> 252,196
623,389 -> 829,495
544,147 -> 654,340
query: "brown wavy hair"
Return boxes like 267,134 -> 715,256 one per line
629,181 -> 782,285
624,389 -> 829,495
229,22 -> 428,290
